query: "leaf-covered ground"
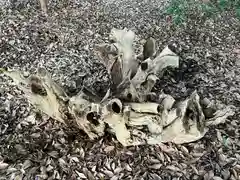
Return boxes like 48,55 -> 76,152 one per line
0,0 -> 240,179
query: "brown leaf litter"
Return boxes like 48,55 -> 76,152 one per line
0,0 -> 240,179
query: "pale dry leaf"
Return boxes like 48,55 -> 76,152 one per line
14,174 -> 24,180
31,133 -> 41,138
75,171 -> 87,179
206,106 -> 235,126
181,145 -> 189,154
111,162 -> 116,171
104,146 -> 115,153
110,175 -> 119,180
7,167 -> 18,173
125,164 -> 132,171
157,152 -> 165,163
86,170 -> 95,180
97,172 -> 105,179
70,157 -> 79,163
0,161 -> 9,170
233,48 -> 240,54
218,154 -> 227,166
114,167 -> 122,174
46,165 -> 54,172
22,160 -> 32,170
216,130 -> 223,142
104,169 -> 114,177
192,152 -> 204,158
105,159 -> 111,171
234,164 -> 240,171
149,163 -> 162,170
160,145 -> 176,154
45,157 -> 52,166
53,170 -> 61,179
15,144 -> 27,155
24,115 -> 36,124
212,176 -> 223,180
204,171 -> 214,180
149,158 -> 160,164
91,165 -> 97,172
190,165 -> 199,175
164,154 -> 171,163
149,173 -> 161,180
221,169 -> 231,180
166,165 -> 181,172
79,147 -> 85,159
231,168 -> 238,179
48,151 -> 59,158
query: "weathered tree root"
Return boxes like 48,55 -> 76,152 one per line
0,28 -> 235,146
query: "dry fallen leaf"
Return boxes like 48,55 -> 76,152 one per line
212,176 -> 223,180
149,163 -> 162,170
0,161 -> 9,170
104,146 -> 115,153
0,3 -> 239,180
75,171 -> 87,179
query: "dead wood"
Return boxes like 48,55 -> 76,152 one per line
0,28 -> 234,146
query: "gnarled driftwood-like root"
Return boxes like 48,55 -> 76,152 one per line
1,28 -> 235,147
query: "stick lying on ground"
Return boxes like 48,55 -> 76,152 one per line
0,28 -> 235,146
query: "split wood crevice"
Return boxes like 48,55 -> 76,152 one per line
0,28 -> 234,146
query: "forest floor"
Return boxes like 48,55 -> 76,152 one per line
0,0 -> 240,179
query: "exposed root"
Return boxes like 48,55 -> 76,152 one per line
1,28 -> 235,147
